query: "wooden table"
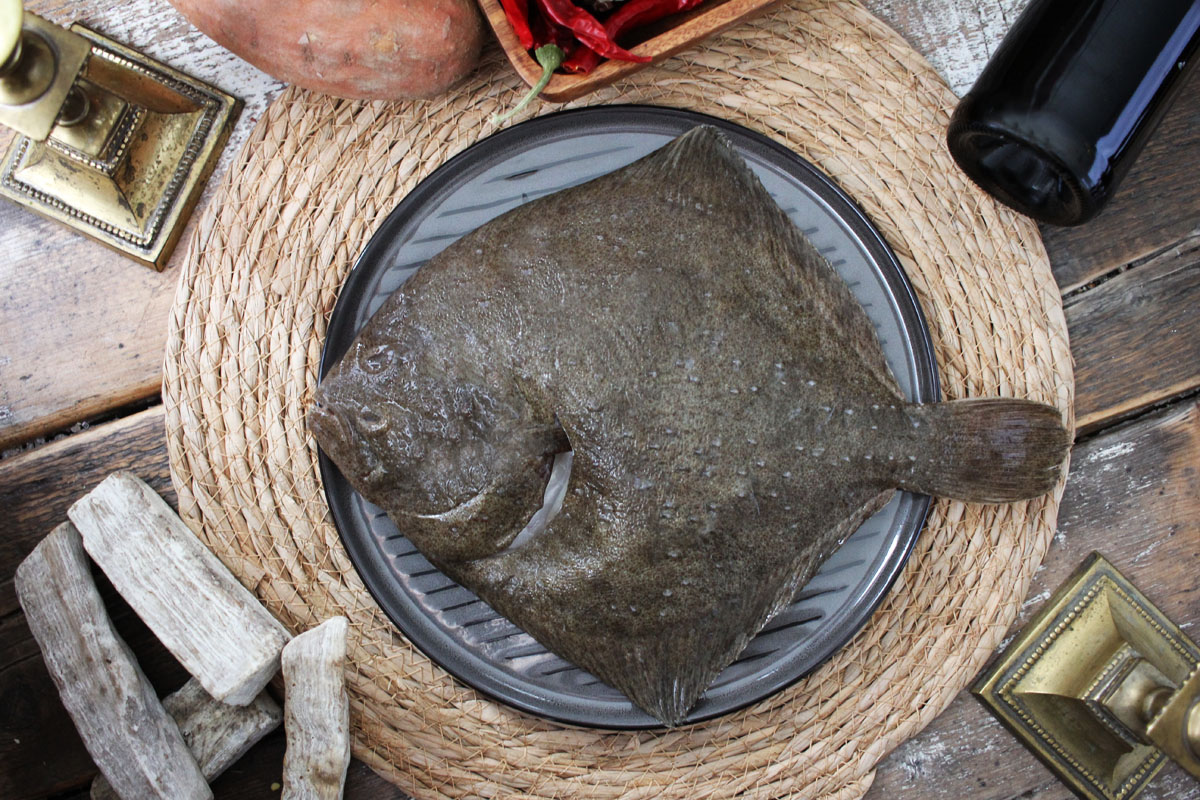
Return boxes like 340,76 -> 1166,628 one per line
1,1 -> 1197,798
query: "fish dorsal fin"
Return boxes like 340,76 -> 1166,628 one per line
620,125 -> 756,202
625,125 -> 903,398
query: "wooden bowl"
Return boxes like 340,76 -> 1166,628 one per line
477,0 -> 786,101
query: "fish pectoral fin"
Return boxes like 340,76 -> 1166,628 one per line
399,463 -> 555,565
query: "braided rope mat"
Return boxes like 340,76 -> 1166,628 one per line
163,1 -> 1074,797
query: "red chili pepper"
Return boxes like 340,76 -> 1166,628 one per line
605,0 -> 704,39
530,5 -> 578,51
562,45 -> 602,73
499,0 -> 536,50
534,0 -> 651,62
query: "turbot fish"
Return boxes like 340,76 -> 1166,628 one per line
310,126 -> 1069,726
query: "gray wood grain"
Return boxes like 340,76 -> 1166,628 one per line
15,522 -> 211,800
1066,233 -> 1200,433
862,0 -> 1030,95
91,679 -> 282,800
68,472 -> 292,705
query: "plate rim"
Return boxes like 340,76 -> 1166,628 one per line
316,104 -> 940,729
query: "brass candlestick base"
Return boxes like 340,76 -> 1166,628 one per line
0,12 -> 239,269
974,553 -> 1200,800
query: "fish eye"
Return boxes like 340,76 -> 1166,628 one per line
357,408 -> 389,434
359,344 -> 393,375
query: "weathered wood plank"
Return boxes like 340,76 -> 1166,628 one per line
1042,67 -> 1200,293
0,407 -> 191,800
15,523 -> 211,800
861,0 -> 1030,96
0,588 -> 195,800
0,0 -> 283,452
0,210 -> 173,452
282,617 -> 351,800
92,680 -> 282,800
0,405 -> 171,618
1067,235 -> 1200,434
867,400 -> 1200,800
0,611 -> 102,799
1,425 -> 192,800
68,472 -> 292,705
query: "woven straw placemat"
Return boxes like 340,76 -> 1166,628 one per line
163,1 -> 1074,797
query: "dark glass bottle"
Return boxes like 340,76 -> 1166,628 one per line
946,0 -> 1200,226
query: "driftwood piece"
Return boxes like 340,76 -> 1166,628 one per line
0,408 -> 405,800
68,471 -> 291,705
91,678 -> 282,800
282,617 -> 350,800
15,522 -> 211,800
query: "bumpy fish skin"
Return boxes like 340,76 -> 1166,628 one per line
310,127 -> 1069,726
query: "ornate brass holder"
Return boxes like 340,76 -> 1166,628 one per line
974,553 -> 1200,800
0,1 -> 239,269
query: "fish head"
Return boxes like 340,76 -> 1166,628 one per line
310,331 -> 559,527
309,333 -> 476,514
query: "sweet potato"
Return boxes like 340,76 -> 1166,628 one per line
170,0 -> 486,100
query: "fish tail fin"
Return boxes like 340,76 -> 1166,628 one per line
898,399 -> 1071,503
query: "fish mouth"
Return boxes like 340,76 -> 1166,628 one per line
308,400 -> 347,446
414,490 -> 494,522
309,400 -> 385,484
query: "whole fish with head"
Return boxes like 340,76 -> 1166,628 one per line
310,126 -> 1070,726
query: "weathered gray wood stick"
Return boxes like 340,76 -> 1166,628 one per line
16,522 -> 211,800
68,471 -> 291,705
282,617 -> 351,800
91,679 -> 283,800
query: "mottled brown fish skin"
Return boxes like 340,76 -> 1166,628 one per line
310,127 -> 1070,726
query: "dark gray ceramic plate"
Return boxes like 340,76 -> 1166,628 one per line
317,106 -> 938,729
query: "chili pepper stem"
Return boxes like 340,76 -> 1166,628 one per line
492,44 -> 566,125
